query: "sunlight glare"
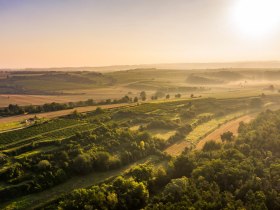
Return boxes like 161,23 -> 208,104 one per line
231,0 -> 280,39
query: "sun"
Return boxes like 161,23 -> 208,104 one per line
231,0 -> 280,39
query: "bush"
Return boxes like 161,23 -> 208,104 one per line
37,160 -> 51,171
202,141 -> 222,151
72,153 -> 92,174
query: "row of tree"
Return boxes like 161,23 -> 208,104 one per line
0,90 -> 190,117
0,95 -> 133,117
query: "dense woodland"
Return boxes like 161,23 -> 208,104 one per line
52,109 -> 280,210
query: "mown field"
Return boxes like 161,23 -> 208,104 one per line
1,94 -> 279,209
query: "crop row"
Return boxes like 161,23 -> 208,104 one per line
0,119 -> 80,145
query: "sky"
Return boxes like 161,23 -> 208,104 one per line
1,0 -> 280,68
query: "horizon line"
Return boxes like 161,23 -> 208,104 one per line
1,60 -> 280,70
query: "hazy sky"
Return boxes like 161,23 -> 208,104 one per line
1,0 -> 280,68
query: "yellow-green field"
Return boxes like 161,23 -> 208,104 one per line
0,122 -> 23,132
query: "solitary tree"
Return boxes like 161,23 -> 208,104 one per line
140,91 -> 147,101
221,131 -> 234,142
37,160 -> 51,170
175,93 -> 181,98
134,97 -> 138,103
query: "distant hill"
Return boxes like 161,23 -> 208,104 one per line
186,75 -> 223,85
144,61 -> 280,70
2,61 -> 280,72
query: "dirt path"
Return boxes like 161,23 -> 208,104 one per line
0,103 -> 132,125
165,113 -> 257,156
164,140 -> 190,156
195,114 -> 255,150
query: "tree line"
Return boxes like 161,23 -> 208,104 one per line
0,91 -> 186,117
0,96 -> 133,117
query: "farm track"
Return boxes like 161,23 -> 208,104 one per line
195,114 -> 255,150
194,104 -> 280,151
165,113 -> 257,156
164,140 -> 190,156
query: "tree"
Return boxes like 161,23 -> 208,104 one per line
134,97 -> 138,103
113,176 -> 149,209
203,140 -> 222,151
129,164 -> 153,182
37,160 -> 51,170
173,155 -> 194,178
71,110 -> 80,118
139,141 -> 145,150
162,177 -> 190,200
72,153 -> 92,174
7,104 -> 24,115
92,151 -> 111,170
120,95 -> 130,103
140,91 -> 147,101
166,94 -> 170,99
95,107 -> 104,114
221,131 -> 234,142
175,94 -> 181,98
58,187 -> 109,210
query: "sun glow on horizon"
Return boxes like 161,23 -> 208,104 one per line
1,0 -> 280,68
231,0 -> 280,40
